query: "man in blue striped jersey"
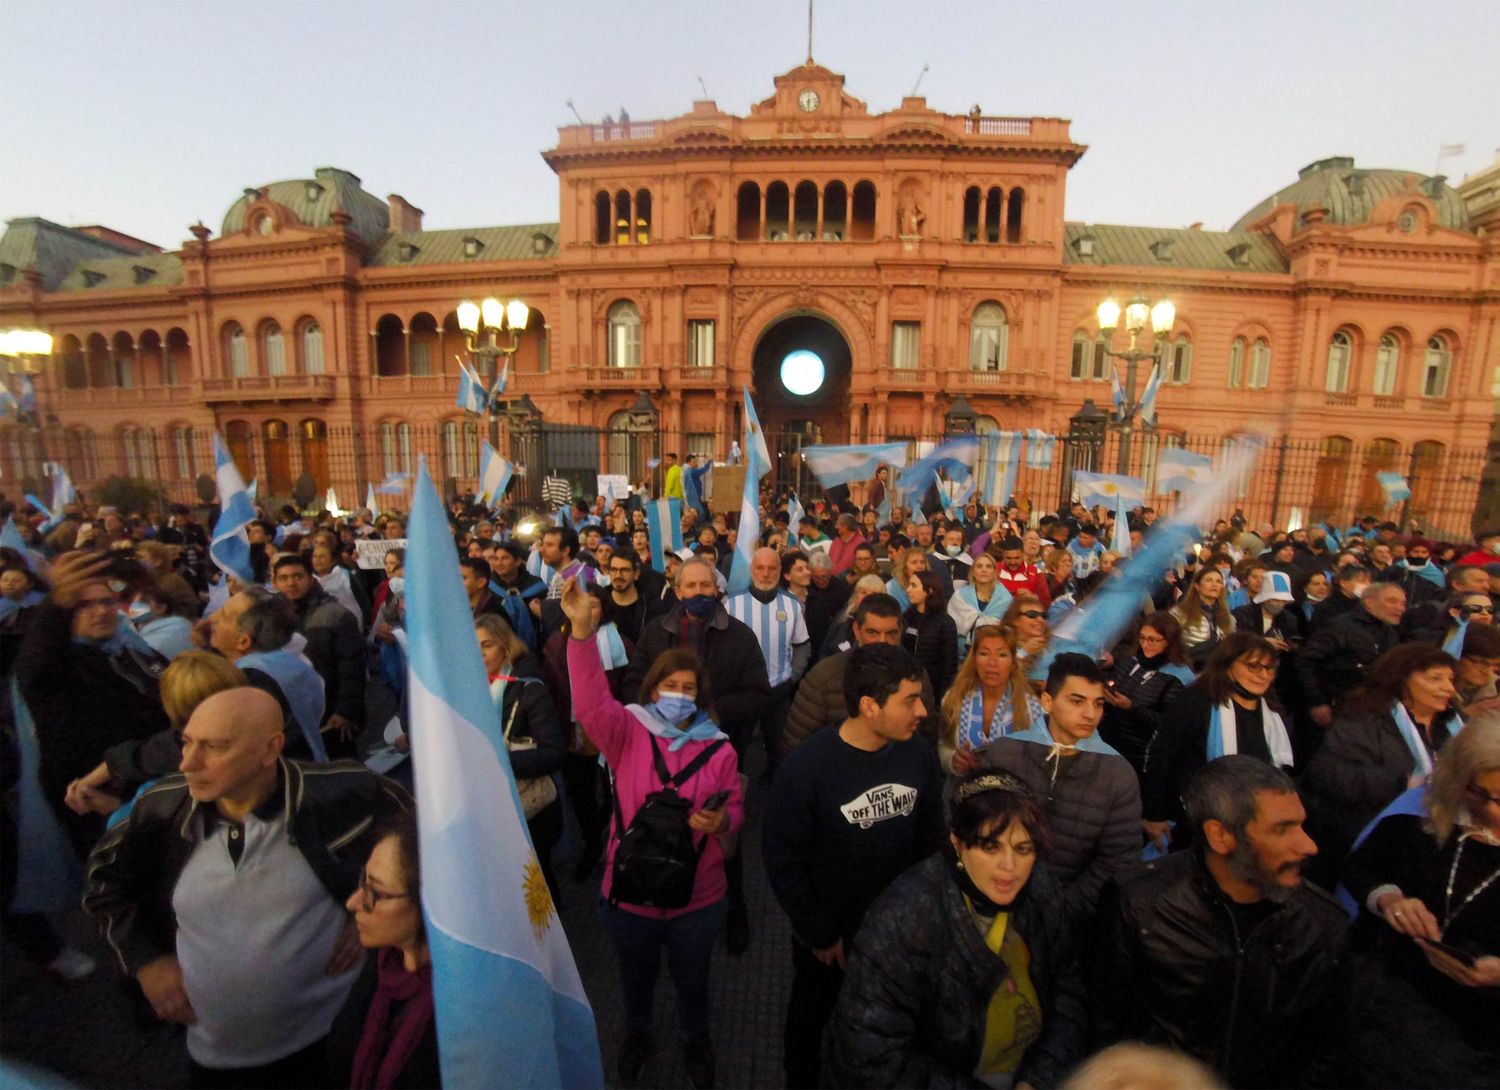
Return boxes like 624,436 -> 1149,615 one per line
726,547 -> 811,786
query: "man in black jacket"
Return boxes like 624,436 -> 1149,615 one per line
1092,756 -> 1347,1089
1294,580 -> 1405,729
1307,562 -> 1370,633
84,687 -> 410,1088
272,553 -> 365,757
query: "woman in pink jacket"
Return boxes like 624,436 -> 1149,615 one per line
560,577 -> 743,1089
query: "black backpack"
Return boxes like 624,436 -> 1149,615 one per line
609,736 -> 727,909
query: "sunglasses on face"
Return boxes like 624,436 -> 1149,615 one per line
1458,605 -> 1494,617
1018,610 -> 1046,620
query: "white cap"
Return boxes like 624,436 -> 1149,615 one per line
1254,570 -> 1294,604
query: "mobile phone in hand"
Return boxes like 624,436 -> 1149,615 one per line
1419,937 -> 1478,968
701,790 -> 731,811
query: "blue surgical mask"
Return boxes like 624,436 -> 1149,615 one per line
652,692 -> 697,725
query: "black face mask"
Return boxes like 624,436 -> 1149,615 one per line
681,594 -> 716,618
1229,677 -> 1263,702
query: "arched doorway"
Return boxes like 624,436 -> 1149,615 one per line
751,312 -> 853,495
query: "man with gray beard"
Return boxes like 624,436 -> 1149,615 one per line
1090,757 -> 1348,1089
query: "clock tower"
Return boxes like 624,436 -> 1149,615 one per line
750,61 -> 867,125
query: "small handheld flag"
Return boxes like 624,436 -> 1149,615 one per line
479,442 -> 515,508
1110,368 -> 1125,420
365,482 -> 377,514
455,361 -> 488,414
1023,430 -> 1055,470
209,434 -> 256,585
1376,472 -> 1411,507
376,472 -> 411,496
727,386 -> 769,596
1112,491 -> 1132,557
1137,365 -> 1163,427
646,496 -> 684,573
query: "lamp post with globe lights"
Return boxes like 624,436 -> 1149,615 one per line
456,296 -> 529,449
1095,293 -> 1175,474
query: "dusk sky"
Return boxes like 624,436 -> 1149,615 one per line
4,0 -> 1495,249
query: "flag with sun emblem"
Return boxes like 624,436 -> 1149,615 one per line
403,458 -> 603,1089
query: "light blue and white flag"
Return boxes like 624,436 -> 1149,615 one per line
942,474 -> 977,519
18,375 -> 37,414
1442,618 -> 1468,659
489,362 -> 510,405
1023,429 -> 1055,470
49,464 -> 77,516
646,496 -> 684,574
479,442 -> 515,508
325,488 -> 343,518
376,472 -> 411,495
246,478 -> 258,505
787,492 -> 806,536
728,386 -> 770,596
1157,447 -> 1214,492
983,431 -> 1023,510
1073,470 -> 1146,509
365,482 -> 377,514
404,459 -> 603,1090
895,436 -> 981,503
1376,472 -> 1411,507
1109,367 -> 1125,420
800,442 -> 909,489
210,433 -> 256,585
1112,491 -> 1132,557
455,360 -> 488,414
1137,365 -> 1163,426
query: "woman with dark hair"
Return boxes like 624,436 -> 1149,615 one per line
1142,632 -> 1294,852
1292,569 -> 1332,637
329,808 -> 440,1089
560,577 -> 742,1087
1171,567 -> 1235,666
825,772 -> 1084,1088
1339,721 -> 1500,1088
903,569 -> 958,699
1099,612 -> 1195,779
1303,643 -> 1462,879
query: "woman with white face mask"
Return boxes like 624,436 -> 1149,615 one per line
560,576 -> 743,1088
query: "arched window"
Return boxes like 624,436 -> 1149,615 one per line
224,323 -> 249,378
374,314 -> 405,376
1421,335 -> 1452,398
607,301 -> 642,368
172,425 -> 196,479
60,335 -> 87,388
262,322 -> 285,376
595,191 -> 611,245
792,181 -> 818,241
225,420 -> 255,480
164,328 -> 191,385
606,410 -> 633,477
1227,338 -> 1246,388
736,182 -> 761,241
113,332 -> 136,388
87,333 -> 112,387
764,182 -> 790,241
299,419 -> 328,489
441,419 -> 479,479
1248,339 -> 1271,389
1310,436 -> 1353,524
1006,188 -> 1024,243
614,190 -> 631,245
302,321 -> 324,375
1357,438 -> 1401,514
822,181 -> 847,240
263,419 -> 292,494
1372,333 -> 1399,395
968,303 -> 1008,372
1408,440 -> 1445,523
409,313 -> 438,376
379,421 -> 413,476
1164,335 -> 1193,385
984,187 -> 1002,244
1325,330 -> 1352,393
634,188 -> 652,244
850,181 -> 876,241
962,187 -> 981,242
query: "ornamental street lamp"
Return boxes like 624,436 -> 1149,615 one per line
943,396 -> 977,436
0,327 -> 55,477
1095,293 -> 1175,474
456,296 -> 529,448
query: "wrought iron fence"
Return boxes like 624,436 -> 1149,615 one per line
0,420 -> 1489,539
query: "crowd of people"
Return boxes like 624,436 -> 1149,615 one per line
1,478 -> 1497,1090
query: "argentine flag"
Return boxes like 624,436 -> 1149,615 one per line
376,472 -> 411,495
210,433 -> 256,585
489,362 -> 510,406
1137,364 -> 1163,426
1074,470 -> 1146,509
786,492 -> 806,536
1157,447 -> 1214,492
1376,472 -> 1411,507
800,442 -> 908,489
895,435 -> 980,496
365,482 -> 377,514
1110,367 -> 1125,420
1023,429 -> 1055,470
1112,491 -> 1132,556
404,460 -> 603,1090
455,361 -> 488,414
479,442 -> 515,508
983,431 -> 1023,509
728,386 -> 770,596
645,496 -> 684,574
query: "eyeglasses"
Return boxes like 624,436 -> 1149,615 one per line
1463,784 -> 1500,809
1018,610 -> 1046,620
356,874 -> 413,913
1237,660 -> 1278,675
608,566 -> 635,576
1138,634 -> 1167,645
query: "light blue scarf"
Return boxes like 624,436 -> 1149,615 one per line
1398,558 -> 1446,590
626,704 -> 729,752
8,678 -> 82,912
955,686 -> 1044,749
1391,701 -> 1438,777
137,614 -> 196,661
1207,699 -> 1294,767
596,622 -> 629,669
239,649 -> 329,761
0,589 -> 44,623
1442,619 -> 1467,659
885,576 -> 909,610
1009,722 -> 1119,759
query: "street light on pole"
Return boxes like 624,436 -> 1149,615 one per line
456,296 -> 529,449
1095,292 -> 1174,473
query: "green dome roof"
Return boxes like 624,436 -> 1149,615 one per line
1233,157 -> 1468,232
221,166 -> 389,241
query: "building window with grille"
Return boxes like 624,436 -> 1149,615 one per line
1248,339 -> 1271,389
687,432 -> 715,463
380,422 -> 414,476
1372,333 -> 1399,395
1165,336 -> 1193,384
891,321 -> 920,370
410,341 -> 432,376
227,324 -> 249,378
442,419 -> 479,478
687,320 -> 715,367
173,427 -> 195,478
1070,331 -> 1090,381
303,322 -> 324,375
1325,331 -> 1352,393
264,324 -> 286,376
1227,338 -> 1245,387
968,303 -> 1008,371
608,301 -> 641,368
1421,336 -> 1452,397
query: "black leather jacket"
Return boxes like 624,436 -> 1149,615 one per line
1092,850 -> 1348,1089
83,758 -> 411,977
1291,607 -> 1398,709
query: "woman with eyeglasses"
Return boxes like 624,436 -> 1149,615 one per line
329,808 -> 439,1089
1171,567 -> 1236,667
1000,593 -> 1051,689
1141,633 -> 1294,853
1303,643 -> 1463,884
1337,721 -> 1500,1088
1099,613 -> 1196,780
1452,623 -> 1500,722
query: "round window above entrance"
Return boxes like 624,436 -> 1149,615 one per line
781,349 -> 825,396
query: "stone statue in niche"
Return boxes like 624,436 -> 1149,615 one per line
898,192 -> 925,237
689,191 -> 715,236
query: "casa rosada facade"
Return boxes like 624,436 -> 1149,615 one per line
2,61 -> 1497,524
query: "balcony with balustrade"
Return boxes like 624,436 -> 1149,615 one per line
201,374 -> 338,402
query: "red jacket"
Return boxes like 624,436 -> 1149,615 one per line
828,530 -> 867,576
997,563 -> 1051,606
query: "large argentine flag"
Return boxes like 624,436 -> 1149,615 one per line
1073,470 -> 1146,509
983,431 -> 1023,509
1156,447 -> 1214,493
727,386 -> 770,596
646,496 -> 684,573
455,361 -> 488,414
404,459 -> 603,1090
895,435 -> 980,496
800,442 -> 908,489
210,434 -> 256,585
479,442 -> 515,508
